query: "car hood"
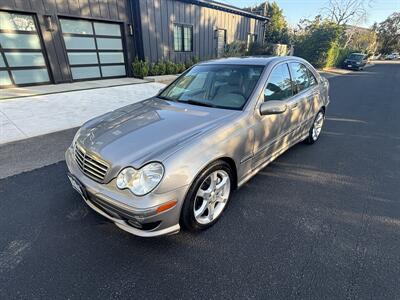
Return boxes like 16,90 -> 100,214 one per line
76,97 -> 239,173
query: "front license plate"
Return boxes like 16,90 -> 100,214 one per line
348,65 -> 352,67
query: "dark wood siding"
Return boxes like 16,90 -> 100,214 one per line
139,0 -> 266,63
1,0 -> 134,83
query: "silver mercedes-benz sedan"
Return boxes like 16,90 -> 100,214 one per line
66,56 -> 329,237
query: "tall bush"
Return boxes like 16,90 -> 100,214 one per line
326,41 -> 358,68
294,17 -> 343,68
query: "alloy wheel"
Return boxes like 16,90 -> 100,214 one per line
312,111 -> 324,141
193,170 -> 231,225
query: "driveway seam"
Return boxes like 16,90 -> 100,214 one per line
0,110 -> 28,138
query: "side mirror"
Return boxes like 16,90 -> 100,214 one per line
259,101 -> 287,116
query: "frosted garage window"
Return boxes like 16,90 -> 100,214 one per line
68,52 -> 99,65
0,12 -> 36,31
99,52 -> 124,64
71,66 -> 100,79
0,71 -> 12,86
5,52 -> 46,67
11,69 -> 49,84
94,22 -> 121,36
101,65 -> 126,77
63,36 -> 96,50
0,33 -> 41,49
96,38 -> 123,50
60,19 -> 93,35
0,55 -> 5,67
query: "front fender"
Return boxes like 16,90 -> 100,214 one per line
154,115 -> 254,194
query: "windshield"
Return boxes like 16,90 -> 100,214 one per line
348,54 -> 364,61
159,64 -> 265,110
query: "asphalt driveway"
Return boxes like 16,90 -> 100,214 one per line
0,63 -> 399,299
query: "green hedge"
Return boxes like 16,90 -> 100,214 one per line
326,42 -> 358,68
132,56 -> 200,78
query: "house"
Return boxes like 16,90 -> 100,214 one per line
0,0 -> 268,87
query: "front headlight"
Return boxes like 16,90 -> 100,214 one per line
116,163 -> 164,196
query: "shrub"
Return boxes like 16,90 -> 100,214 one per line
185,60 -> 193,69
176,63 -> 186,73
157,61 -> 166,75
165,60 -> 177,74
326,42 -> 358,68
148,63 -> 159,76
134,58 -> 195,77
192,56 -> 200,64
132,58 -> 149,78
224,41 -> 247,57
247,42 -> 273,55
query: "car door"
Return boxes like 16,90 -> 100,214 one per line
287,62 -> 316,139
252,62 -> 295,169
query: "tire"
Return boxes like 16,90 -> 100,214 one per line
305,109 -> 325,144
180,160 -> 233,231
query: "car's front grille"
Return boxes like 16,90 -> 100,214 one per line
74,144 -> 109,182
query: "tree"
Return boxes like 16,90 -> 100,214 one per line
376,12 -> 400,54
322,0 -> 369,25
244,1 -> 289,44
344,26 -> 377,54
294,16 -> 343,67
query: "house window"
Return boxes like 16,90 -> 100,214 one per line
174,24 -> 192,52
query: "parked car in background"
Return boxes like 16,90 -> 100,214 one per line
66,56 -> 330,237
343,53 -> 368,70
386,52 -> 399,60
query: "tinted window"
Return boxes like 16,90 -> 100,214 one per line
308,69 -> 317,86
264,64 -> 293,101
290,63 -> 310,93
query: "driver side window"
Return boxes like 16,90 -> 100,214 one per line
264,64 -> 293,101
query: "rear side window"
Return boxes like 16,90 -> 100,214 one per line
308,69 -> 317,86
290,63 -> 310,93
264,64 -> 293,101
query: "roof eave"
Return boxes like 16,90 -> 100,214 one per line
177,0 -> 270,21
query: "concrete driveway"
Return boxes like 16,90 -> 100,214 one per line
0,81 -> 165,145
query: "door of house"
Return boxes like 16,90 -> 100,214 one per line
216,29 -> 226,58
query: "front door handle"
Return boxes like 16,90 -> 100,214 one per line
290,103 -> 299,110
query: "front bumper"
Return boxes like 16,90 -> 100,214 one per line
65,146 -> 188,237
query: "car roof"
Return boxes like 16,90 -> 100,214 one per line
198,56 -> 294,66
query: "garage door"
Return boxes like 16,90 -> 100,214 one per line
60,18 -> 126,81
0,11 -> 50,87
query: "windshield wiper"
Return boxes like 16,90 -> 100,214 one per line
157,95 -> 173,101
185,99 -> 216,108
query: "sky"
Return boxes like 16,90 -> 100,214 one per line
220,0 -> 400,27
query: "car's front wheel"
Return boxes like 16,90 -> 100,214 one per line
305,109 -> 325,144
181,160 -> 233,231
